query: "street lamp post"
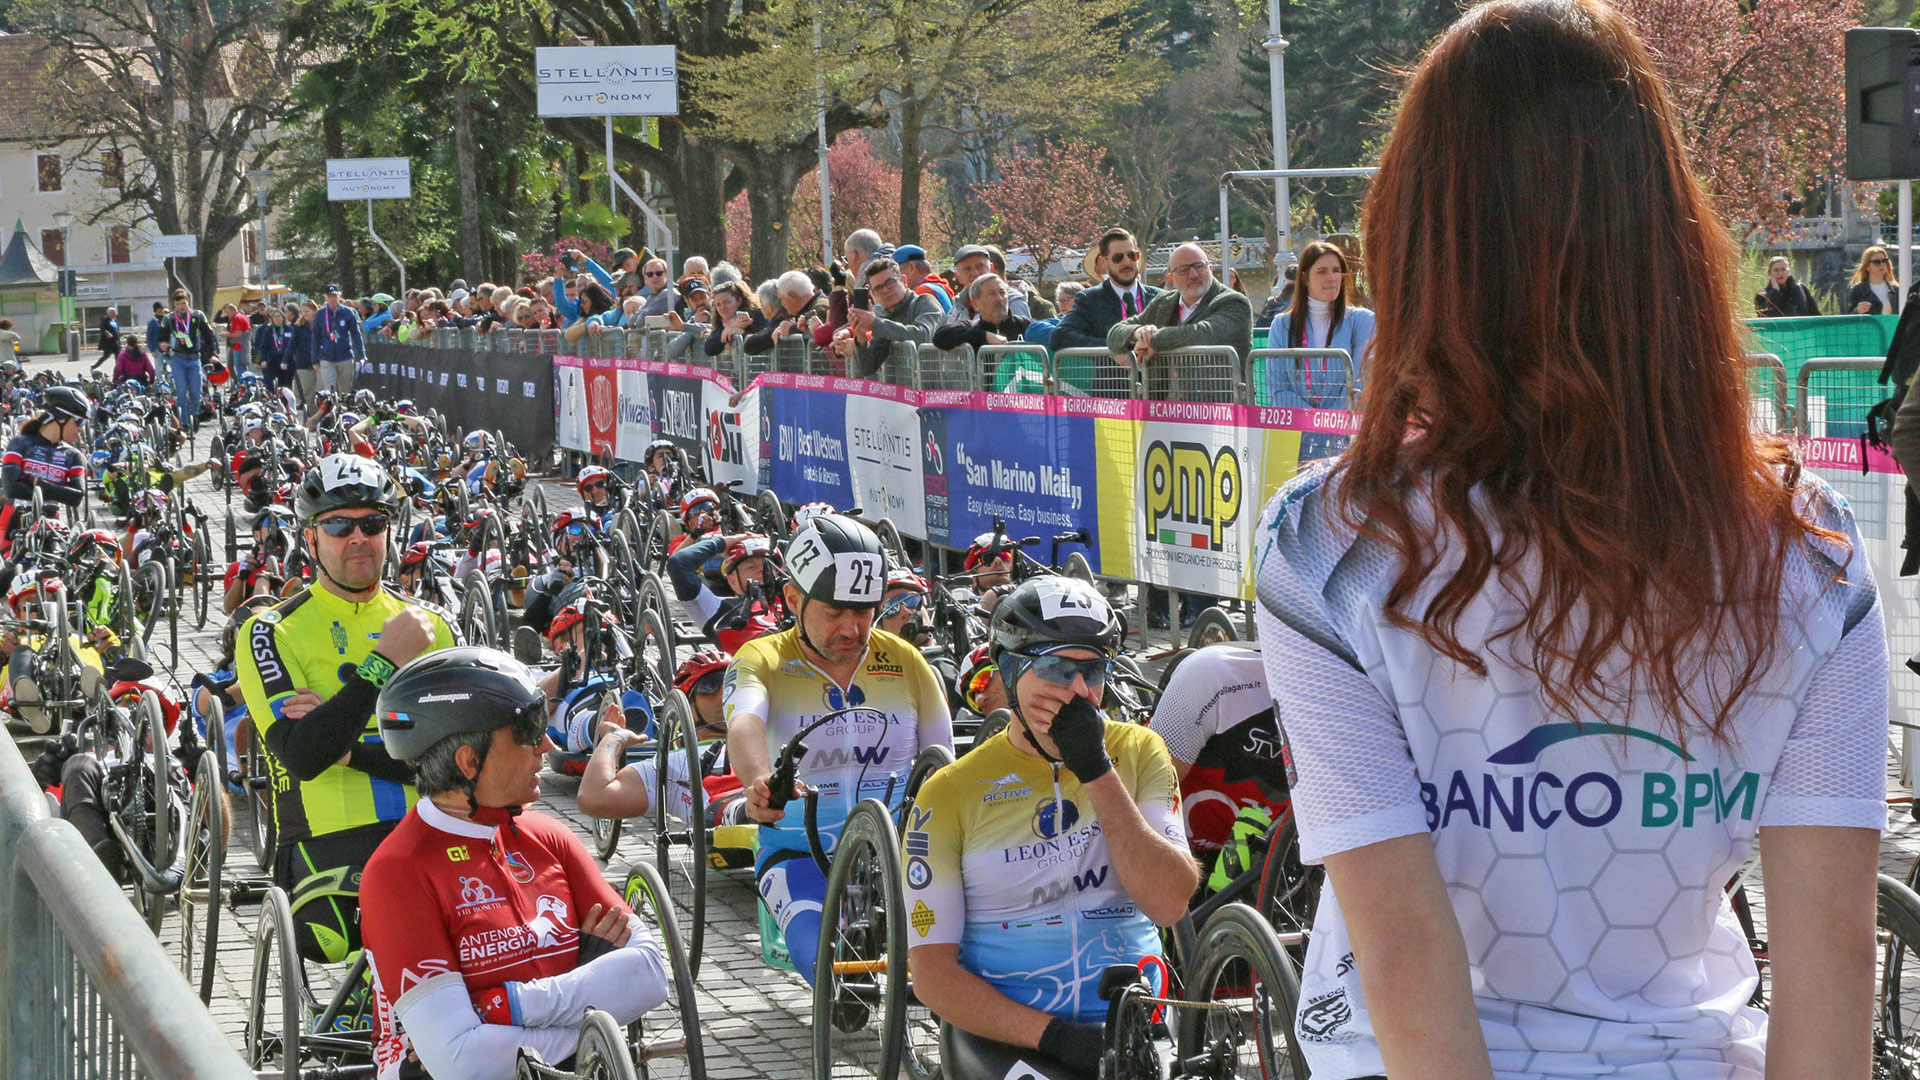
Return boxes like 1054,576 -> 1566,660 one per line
247,169 -> 274,303
51,209 -> 75,354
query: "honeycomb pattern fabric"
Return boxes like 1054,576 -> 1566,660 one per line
1253,459 -> 1888,1079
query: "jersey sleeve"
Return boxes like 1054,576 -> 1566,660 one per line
1760,494 -> 1889,831
1146,659 -> 1216,765
905,771 -> 965,949
1253,474 -> 1428,865
234,611 -> 299,732
1124,727 -> 1186,847
722,643 -> 772,726
362,851 -> 464,1015
909,652 -> 953,750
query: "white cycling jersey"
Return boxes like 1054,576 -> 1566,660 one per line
1254,460 -> 1887,1079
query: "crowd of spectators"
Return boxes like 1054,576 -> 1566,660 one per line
197,223 -> 1388,399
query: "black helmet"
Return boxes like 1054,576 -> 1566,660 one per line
296,454 -> 400,524
375,646 -> 547,762
42,385 -> 89,421
785,513 -> 886,609
988,577 -> 1122,665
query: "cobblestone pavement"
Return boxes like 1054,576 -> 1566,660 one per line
19,350 -> 1920,1076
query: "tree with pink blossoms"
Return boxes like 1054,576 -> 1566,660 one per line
973,139 -> 1128,285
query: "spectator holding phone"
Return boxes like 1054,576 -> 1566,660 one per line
833,257 -> 942,380
704,281 -> 766,357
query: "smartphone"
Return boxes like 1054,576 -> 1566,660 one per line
560,252 -> 579,272
852,287 -> 870,311
829,289 -> 849,328
645,315 -> 669,330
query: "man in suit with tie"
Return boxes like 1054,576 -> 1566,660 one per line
1106,242 -> 1252,401
311,284 -> 365,394
1046,228 -> 1159,395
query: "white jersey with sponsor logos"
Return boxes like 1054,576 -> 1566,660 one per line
1253,460 -> 1887,1080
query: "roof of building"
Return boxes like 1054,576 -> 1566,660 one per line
0,217 -> 60,288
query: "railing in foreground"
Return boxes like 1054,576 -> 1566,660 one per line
396,325 -> 1361,408
0,744 -> 252,1080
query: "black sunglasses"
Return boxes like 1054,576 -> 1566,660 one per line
1108,251 -> 1141,262
1871,257 -> 1891,265
580,479 -> 607,492
692,669 -> 725,696
314,514 -> 391,538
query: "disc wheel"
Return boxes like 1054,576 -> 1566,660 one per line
813,800 -> 908,1080
179,749 -> 227,1004
1185,902 -> 1311,1080
246,886 -> 304,1080
652,689 -> 707,979
621,862 -> 709,1080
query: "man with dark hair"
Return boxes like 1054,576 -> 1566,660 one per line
832,256 -> 942,379
1050,228 -> 1159,353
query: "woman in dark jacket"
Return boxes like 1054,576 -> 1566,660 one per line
252,307 -> 293,391
704,281 -> 767,358
1849,245 -> 1901,314
287,301 -> 317,403
1753,256 -> 1820,318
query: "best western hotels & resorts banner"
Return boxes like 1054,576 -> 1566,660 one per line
555,352 -> 1920,730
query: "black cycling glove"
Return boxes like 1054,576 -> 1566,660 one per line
577,926 -> 621,966
1038,1016 -> 1105,1077
1049,695 -> 1111,784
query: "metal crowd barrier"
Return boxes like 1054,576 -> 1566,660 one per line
978,344 -> 1050,394
1746,352 -> 1790,435
1795,357 -> 1883,440
1248,348 -> 1356,409
0,747 -> 252,1079
1049,347 -> 1138,399
916,344 -> 976,392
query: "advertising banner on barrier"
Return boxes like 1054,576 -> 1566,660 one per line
364,344 -> 554,457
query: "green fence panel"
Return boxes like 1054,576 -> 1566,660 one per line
1743,315 -> 1897,384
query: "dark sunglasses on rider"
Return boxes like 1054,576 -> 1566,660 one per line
580,480 -> 607,493
879,592 -> 925,618
1015,650 -> 1110,688
691,669 -> 726,697
313,513 -> 391,538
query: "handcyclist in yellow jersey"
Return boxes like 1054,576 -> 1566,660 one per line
235,454 -> 457,963
725,513 -> 951,984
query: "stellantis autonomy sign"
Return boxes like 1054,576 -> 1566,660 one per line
535,46 -> 679,117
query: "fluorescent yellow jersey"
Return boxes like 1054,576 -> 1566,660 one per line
236,583 -> 457,843
906,721 -> 1184,1022
723,626 -> 951,856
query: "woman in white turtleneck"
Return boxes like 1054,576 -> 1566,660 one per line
1264,240 -> 1376,409
1849,244 -> 1902,315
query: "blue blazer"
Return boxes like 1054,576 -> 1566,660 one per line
311,303 -> 365,365
1263,307 -> 1375,408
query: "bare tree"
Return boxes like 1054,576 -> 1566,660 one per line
14,0 -> 310,307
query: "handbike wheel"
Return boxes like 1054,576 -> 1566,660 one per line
1186,605 -> 1239,649
642,609 -> 677,696
1062,551 -> 1095,586
621,863 -> 709,1080
193,529 -> 213,629
1255,813 -> 1320,960
757,490 -> 787,541
813,800 -> 907,1080
245,719 -> 278,872
1185,902 -> 1310,1080
140,690 -> 173,935
461,568 -> 498,648
180,749 -> 227,1004
593,813 -> 624,862
652,689 -> 707,978
568,1008 -> 640,1080
246,885 -> 303,1080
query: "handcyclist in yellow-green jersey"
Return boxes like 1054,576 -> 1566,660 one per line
235,454 -> 457,963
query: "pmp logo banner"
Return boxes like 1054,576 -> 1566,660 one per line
1138,422 -> 1257,597
535,45 -> 679,117
325,157 -> 412,201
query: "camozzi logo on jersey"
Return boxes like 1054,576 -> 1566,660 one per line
1423,723 -> 1762,833
1142,439 -> 1241,551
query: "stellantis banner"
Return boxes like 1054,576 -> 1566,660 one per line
535,45 -> 679,117
363,345 -> 554,458
326,158 -> 412,201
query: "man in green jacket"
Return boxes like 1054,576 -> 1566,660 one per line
1106,243 -> 1252,401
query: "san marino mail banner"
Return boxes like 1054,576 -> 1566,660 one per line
554,355 -> 1357,597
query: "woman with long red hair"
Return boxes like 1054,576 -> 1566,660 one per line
1255,1 -> 1886,1077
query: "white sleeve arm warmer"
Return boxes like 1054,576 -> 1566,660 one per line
395,979 -> 580,1080
503,915 -> 670,1030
